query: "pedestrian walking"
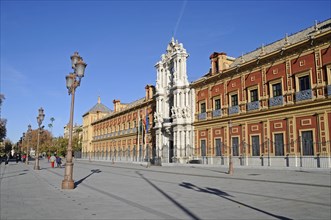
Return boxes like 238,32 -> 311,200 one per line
56,156 -> 62,168
5,153 -> 9,165
50,154 -> 56,168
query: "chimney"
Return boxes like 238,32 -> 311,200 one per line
145,85 -> 150,100
149,85 -> 155,100
209,52 -> 231,75
113,99 -> 120,112
145,85 -> 155,100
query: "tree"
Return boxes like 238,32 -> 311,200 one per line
0,94 -> 6,142
0,119 -> 6,142
48,117 -> 55,135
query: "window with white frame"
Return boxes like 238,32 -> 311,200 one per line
231,94 -> 238,106
268,79 -> 284,106
214,98 -> 221,110
249,88 -> 259,102
295,71 -> 312,101
212,98 -> 222,117
229,92 -> 239,114
199,101 -> 207,120
200,102 -> 206,113
325,64 -> 331,96
247,87 -> 259,111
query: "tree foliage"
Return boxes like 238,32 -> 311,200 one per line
0,94 -> 6,142
0,119 -> 6,142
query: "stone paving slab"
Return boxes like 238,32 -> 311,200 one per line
1,158 -> 330,220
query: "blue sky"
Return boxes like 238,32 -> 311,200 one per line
1,0 -> 330,143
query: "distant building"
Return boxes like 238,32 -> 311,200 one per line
82,97 -> 112,155
83,86 -> 155,162
64,123 -> 83,139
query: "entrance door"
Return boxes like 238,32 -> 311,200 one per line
169,140 -> 174,163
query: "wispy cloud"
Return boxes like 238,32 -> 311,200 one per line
0,61 -> 30,95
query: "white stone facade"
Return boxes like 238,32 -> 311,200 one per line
154,38 -> 195,164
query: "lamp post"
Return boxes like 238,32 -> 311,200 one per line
22,132 -> 25,159
228,120 -> 234,175
34,108 -> 45,170
62,52 -> 87,190
26,124 -> 32,165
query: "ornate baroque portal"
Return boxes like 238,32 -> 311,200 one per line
154,38 -> 195,164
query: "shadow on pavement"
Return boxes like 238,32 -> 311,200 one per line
179,182 -> 293,220
136,171 -> 200,220
74,169 -> 101,188
0,173 -> 27,179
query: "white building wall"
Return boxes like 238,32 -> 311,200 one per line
154,38 -> 195,164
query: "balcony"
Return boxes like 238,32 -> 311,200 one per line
269,96 -> 283,107
212,109 -> 222,118
228,105 -> 239,115
327,85 -> 331,96
198,112 -> 207,120
295,89 -> 312,102
247,101 -> 259,111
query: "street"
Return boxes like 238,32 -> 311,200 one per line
1,159 -> 330,220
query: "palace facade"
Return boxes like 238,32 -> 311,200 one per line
82,19 -> 331,168
82,86 -> 155,162
191,19 -> 331,168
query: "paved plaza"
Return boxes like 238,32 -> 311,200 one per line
1,158 -> 330,220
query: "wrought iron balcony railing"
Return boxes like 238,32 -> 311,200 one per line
295,89 -> 312,102
247,101 -> 259,111
229,105 -> 239,115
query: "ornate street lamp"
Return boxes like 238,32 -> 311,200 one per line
26,124 -> 32,165
22,132 -> 25,156
62,52 -> 87,190
34,108 -> 45,170
228,120 -> 234,175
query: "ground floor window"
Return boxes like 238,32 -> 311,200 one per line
274,133 -> 284,156
252,135 -> 260,156
302,130 -> 314,156
232,137 -> 239,156
215,138 -> 222,156
201,140 -> 206,156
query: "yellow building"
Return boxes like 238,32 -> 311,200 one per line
82,97 -> 112,157
85,86 -> 155,163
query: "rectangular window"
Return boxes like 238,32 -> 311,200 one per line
274,133 -> 284,156
301,131 -> 314,156
232,137 -> 239,156
200,103 -> 206,113
215,138 -> 222,156
299,75 -> 310,91
201,140 -> 206,156
272,83 -> 282,97
214,99 -> 221,110
250,89 -> 258,102
231,94 -> 238,106
252,135 -> 260,156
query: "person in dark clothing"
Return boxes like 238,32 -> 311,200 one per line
56,156 -> 62,168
